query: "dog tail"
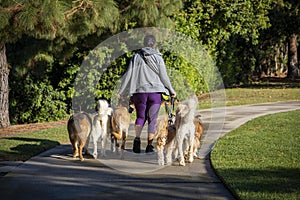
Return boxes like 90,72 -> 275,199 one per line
111,114 -> 122,140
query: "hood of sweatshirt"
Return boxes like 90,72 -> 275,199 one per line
140,47 -> 161,56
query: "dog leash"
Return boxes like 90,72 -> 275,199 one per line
165,97 -> 175,125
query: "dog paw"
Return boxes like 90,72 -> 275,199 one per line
179,159 -> 186,166
165,161 -> 172,166
188,155 -> 194,163
158,159 -> 164,166
73,152 -> 79,158
92,153 -> 98,159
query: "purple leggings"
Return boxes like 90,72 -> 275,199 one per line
132,93 -> 162,133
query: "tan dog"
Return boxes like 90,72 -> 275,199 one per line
185,114 -> 204,159
156,113 -> 204,166
67,112 -> 93,161
67,99 -> 112,161
111,100 -> 131,159
193,114 -> 204,156
156,115 -> 176,166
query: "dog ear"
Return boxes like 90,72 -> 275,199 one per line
176,104 -> 189,116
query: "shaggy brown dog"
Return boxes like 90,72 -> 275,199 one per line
111,101 -> 131,159
185,114 -> 204,159
156,115 -> 176,165
156,110 -> 204,165
67,112 -> 93,161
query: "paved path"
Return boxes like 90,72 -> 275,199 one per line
0,101 -> 299,200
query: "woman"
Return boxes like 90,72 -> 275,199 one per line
118,34 -> 176,153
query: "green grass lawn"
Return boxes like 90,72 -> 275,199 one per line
199,87 -> 300,109
0,126 -> 69,161
211,110 -> 300,200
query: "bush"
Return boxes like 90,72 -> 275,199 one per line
9,74 -> 68,124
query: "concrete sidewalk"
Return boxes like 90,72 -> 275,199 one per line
1,101 -> 299,200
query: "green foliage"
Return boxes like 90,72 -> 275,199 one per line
254,0 -> 300,77
175,0 -> 271,49
9,74 -> 68,124
2,0 -> 185,124
63,0 -> 119,41
174,0 -> 273,86
96,52 -> 132,100
3,0 -> 299,124
117,0 -> 183,29
217,37 -> 257,86
162,52 -> 203,100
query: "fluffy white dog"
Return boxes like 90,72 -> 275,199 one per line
90,99 -> 113,158
174,95 -> 198,166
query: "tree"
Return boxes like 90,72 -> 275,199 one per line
288,34 -> 299,78
0,0 -> 119,127
0,43 -> 9,127
256,0 -> 300,78
174,0 -> 272,85
2,0 -> 184,126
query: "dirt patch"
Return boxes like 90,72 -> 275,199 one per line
0,120 -> 67,138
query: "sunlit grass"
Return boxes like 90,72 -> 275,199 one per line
199,88 -> 300,109
0,126 -> 68,161
211,110 -> 300,200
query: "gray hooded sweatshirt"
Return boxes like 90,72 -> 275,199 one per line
118,47 -> 175,96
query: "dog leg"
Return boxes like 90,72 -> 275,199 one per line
100,134 -> 107,157
91,122 -> 101,159
120,129 -> 127,160
79,141 -> 85,161
84,136 -> 90,156
92,138 -> 98,159
114,137 -> 120,154
165,140 -> 175,165
187,130 -> 195,163
72,141 -> 79,158
100,118 -> 109,157
157,145 -> 164,166
176,132 -> 185,166
110,134 -> 115,152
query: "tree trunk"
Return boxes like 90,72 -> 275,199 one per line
287,34 -> 299,78
0,44 -> 10,128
